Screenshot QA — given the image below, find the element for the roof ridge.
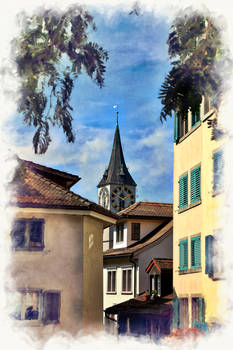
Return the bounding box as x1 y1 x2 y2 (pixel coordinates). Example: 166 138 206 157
21 158 80 181
25 167 90 206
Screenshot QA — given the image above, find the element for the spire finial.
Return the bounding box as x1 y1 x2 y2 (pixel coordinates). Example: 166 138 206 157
113 105 119 125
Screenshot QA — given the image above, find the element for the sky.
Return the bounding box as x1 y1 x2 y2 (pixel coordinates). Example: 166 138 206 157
6 6 174 204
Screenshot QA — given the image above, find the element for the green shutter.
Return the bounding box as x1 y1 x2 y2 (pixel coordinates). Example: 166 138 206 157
213 150 224 192
179 174 188 209
191 166 201 203
179 239 188 270
191 236 201 269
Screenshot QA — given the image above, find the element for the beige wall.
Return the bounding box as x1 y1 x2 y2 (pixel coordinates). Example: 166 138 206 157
82 216 104 331
173 104 226 327
9 208 108 337
10 211 84 337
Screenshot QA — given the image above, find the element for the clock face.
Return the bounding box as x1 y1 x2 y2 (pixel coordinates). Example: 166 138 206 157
111 186 135 212
99 188 109 209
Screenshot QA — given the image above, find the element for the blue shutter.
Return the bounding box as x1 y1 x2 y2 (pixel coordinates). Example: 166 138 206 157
191 166 201 203
205 235 214 277
179 239 188 270
213 150 224 192
174 114 179 142
179 174 188 209
191 236 201 269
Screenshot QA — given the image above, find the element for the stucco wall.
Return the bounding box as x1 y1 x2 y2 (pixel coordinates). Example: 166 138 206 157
10 210 83 337
82 215 104 331
173 104 226 327
126 219 164 246
103 257 135 310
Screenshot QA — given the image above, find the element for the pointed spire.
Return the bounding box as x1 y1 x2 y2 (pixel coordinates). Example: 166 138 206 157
98 112 136 188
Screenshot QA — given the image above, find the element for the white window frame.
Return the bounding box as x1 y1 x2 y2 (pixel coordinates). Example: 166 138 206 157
122 268 132 294
107 269 117 293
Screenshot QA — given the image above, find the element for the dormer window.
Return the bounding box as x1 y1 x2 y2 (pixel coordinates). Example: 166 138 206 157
131 223 140 240
116 224 124 242
11 219 44 251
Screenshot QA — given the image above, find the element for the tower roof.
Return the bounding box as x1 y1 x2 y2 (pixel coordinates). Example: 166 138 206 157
98 123 136 187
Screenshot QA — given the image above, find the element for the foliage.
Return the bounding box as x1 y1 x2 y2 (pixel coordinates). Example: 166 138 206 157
14 6 108 153
159 8 230 121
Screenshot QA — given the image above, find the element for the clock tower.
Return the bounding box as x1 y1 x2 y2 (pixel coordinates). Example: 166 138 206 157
97 111 137 213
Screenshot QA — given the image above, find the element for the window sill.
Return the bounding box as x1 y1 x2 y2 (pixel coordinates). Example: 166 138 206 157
13 246 45 252
179 267 201 275
176 121 201 144
106 292 117 295
121 292 133 295
178 200 201 214
12 320 44 327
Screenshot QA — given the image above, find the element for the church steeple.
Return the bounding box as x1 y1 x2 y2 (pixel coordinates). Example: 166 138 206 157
98 117 136 188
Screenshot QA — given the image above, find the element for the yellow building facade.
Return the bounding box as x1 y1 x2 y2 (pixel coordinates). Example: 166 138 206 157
173 98 225 329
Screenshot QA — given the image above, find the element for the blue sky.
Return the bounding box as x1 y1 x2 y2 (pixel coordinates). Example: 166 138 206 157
7 9 174 204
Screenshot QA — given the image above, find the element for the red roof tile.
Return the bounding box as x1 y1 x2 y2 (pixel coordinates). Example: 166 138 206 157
118 201 173 218
10 159 117 220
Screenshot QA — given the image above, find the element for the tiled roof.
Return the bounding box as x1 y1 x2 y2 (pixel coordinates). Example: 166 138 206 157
10 159 117 220
18 158 81 189
98 123 136 187
105 293 173 315
117 201 173 218
104 219 173 257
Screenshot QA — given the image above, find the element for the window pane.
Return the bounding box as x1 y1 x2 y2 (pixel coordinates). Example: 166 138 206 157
29 220 43 247
122 270 126 291
107 271 111 292
131 223 140 240
23 291 39 320
11 220 26 248
112 271 116 292
127 270 132 292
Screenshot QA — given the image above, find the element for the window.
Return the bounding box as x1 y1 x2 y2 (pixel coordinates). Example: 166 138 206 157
107 270 116 293
122 269 132 293
191 236 201 269
179 174 188 209
8 290 60 324
179 239 188 271
190 166 201 204
116 224 124 242
179 114 188 138
11 219 44 250
191 105 200 127
174 113 188 142
131 223 140 240
192 297 205 325
179 298 189 329
213 150 224 193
